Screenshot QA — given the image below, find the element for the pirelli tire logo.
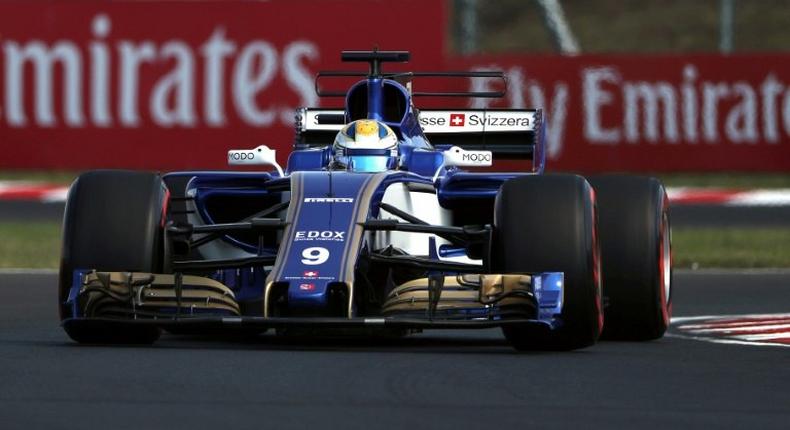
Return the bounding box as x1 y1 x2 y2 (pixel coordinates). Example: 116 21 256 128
303 197 354 203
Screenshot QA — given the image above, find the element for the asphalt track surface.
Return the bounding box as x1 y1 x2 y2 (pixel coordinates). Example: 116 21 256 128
0 272 788 429
670 204 790 227
4 201 790 227
0 201 64 222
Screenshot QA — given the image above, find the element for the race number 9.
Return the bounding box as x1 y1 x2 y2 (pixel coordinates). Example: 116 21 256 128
301 247 329 265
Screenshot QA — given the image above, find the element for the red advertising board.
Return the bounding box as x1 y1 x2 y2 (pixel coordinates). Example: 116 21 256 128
1 0 789 172
448 54 790 172
0 0 446 169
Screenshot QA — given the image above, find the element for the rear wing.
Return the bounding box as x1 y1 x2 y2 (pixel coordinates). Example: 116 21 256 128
294 108 545 161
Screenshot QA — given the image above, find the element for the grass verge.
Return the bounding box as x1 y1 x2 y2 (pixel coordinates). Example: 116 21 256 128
1 222 788 270
0 222 61 269
673 228 790 269
0 170 79 185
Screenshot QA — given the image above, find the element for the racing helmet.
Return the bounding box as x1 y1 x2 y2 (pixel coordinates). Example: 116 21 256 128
332 119 399 172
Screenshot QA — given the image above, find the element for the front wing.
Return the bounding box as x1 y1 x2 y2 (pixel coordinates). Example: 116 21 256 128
63 270 565 332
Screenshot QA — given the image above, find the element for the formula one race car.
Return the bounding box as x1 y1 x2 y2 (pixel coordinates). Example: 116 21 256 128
59 50 672 350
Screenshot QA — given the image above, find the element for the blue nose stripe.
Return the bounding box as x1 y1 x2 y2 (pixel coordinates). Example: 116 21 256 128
265 172 386 315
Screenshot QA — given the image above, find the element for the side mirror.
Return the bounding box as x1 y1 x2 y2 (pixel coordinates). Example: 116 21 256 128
227 145 285 177
443 146 493 167
433 146 493 182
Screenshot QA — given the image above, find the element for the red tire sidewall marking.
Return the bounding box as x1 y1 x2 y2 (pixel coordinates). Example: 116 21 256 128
659 194 672 327
590 186 604 333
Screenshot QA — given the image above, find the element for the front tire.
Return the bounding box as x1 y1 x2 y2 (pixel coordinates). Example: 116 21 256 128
59 170 168 344
493 174 603 351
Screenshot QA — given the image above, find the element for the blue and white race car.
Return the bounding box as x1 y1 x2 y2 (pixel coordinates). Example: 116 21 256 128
59 51 672 350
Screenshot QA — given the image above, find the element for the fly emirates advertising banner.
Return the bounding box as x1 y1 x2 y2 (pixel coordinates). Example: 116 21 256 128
450 54 790 172
0 0 789 172
0 0 446 169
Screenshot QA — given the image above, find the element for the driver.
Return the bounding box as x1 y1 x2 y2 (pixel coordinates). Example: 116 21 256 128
331 119 398 172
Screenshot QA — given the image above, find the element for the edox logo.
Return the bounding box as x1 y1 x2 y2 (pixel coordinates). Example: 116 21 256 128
294 230 345 242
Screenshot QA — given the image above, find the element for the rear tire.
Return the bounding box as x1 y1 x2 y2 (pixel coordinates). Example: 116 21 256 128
587 175 672 341
493 174 603 351
59 170 168 344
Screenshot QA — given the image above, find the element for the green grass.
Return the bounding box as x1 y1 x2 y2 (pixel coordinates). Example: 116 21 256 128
673 228 790 269
0 222 61 269
1 222 788 270
0 170 78 185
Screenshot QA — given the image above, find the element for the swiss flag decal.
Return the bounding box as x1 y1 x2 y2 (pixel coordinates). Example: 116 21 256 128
449 113 465 126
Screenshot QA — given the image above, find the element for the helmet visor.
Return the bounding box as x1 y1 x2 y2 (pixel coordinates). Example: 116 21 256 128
348 155 391 172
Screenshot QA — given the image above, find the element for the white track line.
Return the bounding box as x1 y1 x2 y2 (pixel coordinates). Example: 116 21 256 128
727 189 790 206
678 318 790 329
41 188 69 203
665 187 790 206
665 332 790 348
671 313 790 348
672 313 790 323
734 333 790 341
683 323 790 333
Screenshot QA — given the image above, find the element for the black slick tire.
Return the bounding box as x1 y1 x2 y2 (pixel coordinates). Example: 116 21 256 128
493 174 603 351
59 170 168 344
587 175 672 341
